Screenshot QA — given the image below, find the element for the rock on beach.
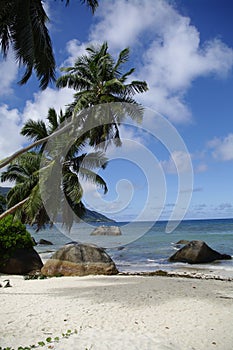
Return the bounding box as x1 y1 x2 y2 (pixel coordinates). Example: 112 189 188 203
41 242 118 276
0 248 43 275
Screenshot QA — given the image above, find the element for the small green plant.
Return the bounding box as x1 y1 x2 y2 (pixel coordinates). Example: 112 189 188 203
0 215 34 266
24 274 47 280
0 329 78 350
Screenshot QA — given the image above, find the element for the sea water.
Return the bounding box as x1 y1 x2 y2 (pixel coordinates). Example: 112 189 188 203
29 218 233 277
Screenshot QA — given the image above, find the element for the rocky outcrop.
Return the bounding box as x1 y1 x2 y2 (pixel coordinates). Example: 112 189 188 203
175 240 190 245
0 248 43 275
90 226 122 236
38 239 53 245
169 240 232 264
41 243 118 276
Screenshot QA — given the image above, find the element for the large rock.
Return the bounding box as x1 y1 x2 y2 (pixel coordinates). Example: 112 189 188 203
90 225 122 236
175 240 190 245
41 243 118 276
169 240 232 264
38 239 53 245
0 248 43 275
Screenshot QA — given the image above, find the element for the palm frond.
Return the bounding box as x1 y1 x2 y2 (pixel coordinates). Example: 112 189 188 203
11 0 56 89
6 183 29 208
114 47 130 75
24 183 50 230
21 119 48 141
63 170 83 203
0 1 13 56
78 168 108 194
62 0 98 13
124 80 149 95
47 108 59 132
68 151 108 171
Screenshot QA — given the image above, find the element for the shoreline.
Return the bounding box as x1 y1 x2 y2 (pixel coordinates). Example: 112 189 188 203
120 269 233 281
1 273 233 349
38 251 233 281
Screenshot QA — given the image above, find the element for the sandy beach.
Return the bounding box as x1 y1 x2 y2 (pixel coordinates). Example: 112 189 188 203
1 274 233 350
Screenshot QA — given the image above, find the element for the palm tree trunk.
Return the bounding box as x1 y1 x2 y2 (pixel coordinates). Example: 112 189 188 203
0 121 72 169
0 197 29 220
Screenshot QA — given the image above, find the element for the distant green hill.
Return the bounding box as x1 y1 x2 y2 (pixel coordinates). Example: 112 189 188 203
0 187 114 223
83 208 115 222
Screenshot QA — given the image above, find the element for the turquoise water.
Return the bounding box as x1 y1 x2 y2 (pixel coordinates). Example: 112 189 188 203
29 218 233 276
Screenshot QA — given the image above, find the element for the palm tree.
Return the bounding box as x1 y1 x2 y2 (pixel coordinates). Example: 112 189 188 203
1 109 108 230
0 194 6 214
0 0 98 89
0 152 45 226
21 108 67 152
56 42 148 148
0 42 149 169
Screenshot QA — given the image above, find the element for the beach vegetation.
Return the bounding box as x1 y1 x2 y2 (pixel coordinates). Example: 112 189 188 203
1 142 107 231
0 329 78 350
0 215 34 266
0 194 6 214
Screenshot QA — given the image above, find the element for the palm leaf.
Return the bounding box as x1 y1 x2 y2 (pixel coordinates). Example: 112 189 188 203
63 170 83 203
62 0 98 13
78 168 108 194
21 119 48 141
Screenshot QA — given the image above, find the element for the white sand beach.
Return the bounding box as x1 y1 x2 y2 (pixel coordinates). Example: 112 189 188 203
1 274 233 350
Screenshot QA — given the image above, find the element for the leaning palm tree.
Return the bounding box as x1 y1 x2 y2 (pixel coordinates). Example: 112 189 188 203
0 42 148 169
2 109 108 230
1 150 108 230
0 0 98 89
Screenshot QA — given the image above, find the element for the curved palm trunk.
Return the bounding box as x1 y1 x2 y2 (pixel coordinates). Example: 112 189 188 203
0 197 29 220
0 121 72 169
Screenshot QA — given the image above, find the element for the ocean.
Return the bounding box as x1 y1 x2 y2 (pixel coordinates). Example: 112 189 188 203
28 218 233 278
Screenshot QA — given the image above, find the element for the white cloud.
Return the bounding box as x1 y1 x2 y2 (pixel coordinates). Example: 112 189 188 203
81 177 133 215
0 104 24 156
89 0 233 123
62 39 88 66
208 133 233 161
89 0 154 49
22 87 74 123
0 86 74 176
0 104 25 165
216 202 233 210
0 55 18 96
195 163 208 173
161 150 192 174
139 88 192 123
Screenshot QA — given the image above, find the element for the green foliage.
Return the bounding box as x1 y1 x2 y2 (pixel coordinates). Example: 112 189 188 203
0 215 34 266
0 194 6 214
0 329 78 350
23 274 47 280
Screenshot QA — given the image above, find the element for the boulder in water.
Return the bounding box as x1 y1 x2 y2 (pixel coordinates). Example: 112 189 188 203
169 240 232 264
38 239 53 245
90 226 122 236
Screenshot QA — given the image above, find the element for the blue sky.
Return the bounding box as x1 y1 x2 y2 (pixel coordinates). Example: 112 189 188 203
0 0 233 222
